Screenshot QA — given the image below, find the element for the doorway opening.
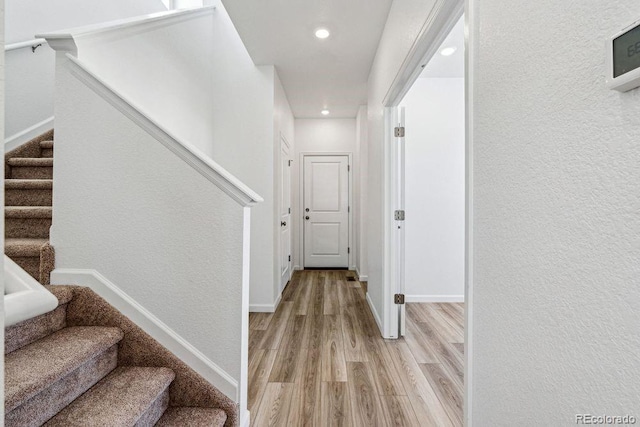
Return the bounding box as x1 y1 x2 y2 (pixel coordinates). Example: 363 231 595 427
385 6 467 426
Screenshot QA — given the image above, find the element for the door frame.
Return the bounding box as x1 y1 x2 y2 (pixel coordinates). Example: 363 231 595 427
279 133 293 291
380 0 473 425
299 152 353 270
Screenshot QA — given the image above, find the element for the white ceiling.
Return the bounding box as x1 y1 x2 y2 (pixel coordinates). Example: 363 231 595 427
421 15 465 79
221 0 393 118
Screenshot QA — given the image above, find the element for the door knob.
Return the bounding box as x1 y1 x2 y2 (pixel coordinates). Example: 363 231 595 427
305 216 310 220
281 221 287 227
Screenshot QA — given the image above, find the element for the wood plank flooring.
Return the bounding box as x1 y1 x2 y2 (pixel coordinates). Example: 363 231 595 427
249 270 464 426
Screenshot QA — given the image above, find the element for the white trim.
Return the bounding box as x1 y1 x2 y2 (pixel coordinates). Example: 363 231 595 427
241 410 251 427
464 1 476 425
50 268 239 401
405 295 465 303
249 293 281 313
5 38 48 52
383 0 465 107
60 55 262 207
366 292 383 334
355 267 368 282
5 116 54 152
36 7 215 47
239 207 252 426
298 152 353 269
4 256 58 327
293 265 302 271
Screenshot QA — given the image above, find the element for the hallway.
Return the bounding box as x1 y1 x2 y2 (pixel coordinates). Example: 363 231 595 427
248 270 464 426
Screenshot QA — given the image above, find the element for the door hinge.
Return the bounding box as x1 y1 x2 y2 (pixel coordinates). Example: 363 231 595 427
288 207 291 214
288 160 292 166
348 164 350 172
394 294 405 304
394 210 405 221
394 126 405 137
348 206 350 213
288 255 291 262
347 247 350 254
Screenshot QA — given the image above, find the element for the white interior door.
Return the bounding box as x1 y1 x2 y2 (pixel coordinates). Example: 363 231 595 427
303 155 349 268
280 137 292 290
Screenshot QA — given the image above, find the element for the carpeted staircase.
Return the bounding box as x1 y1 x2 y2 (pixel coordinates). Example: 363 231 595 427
4 132 234 426
5 130 55 284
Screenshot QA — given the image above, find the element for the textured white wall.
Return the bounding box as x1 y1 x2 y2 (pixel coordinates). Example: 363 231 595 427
471 0 640 423
366 0 439 330
51 61 246 385
400 78 465 300
76 12 217 153
1 0 6 414
355 106 369 280
4 0 166 143
293 119 357 269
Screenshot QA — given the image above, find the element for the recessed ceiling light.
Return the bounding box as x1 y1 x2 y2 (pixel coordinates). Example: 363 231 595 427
440 46 457 56
315 28 330 39
321 109 330 116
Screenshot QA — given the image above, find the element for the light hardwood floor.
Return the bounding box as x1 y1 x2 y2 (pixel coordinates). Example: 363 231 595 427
248 270 464 426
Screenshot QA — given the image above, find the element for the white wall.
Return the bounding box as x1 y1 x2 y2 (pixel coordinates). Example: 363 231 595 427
293 119 357 269
51 54 246 398
4 0 166 144
355 106 369 280
400 78 464 301
366 0 439 333
471 0 640 423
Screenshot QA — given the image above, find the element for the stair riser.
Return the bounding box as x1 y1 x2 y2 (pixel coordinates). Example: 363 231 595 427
41 148 54 158
5 304 67 354
6 345 118 427
5 189 53 206
10 166 53 179
5 218 52 238
8 256 40 280
134 390 170 427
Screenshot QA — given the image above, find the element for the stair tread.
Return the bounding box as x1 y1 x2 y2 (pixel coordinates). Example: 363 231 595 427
7 158 53 167
40 140 54 149
5 179 53 189
45 366 175 427
5 237 48 256
5 326 124 412
156 407 227 427
5 206 52 218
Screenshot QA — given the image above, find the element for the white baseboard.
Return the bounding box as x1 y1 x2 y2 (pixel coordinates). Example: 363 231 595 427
355 267 368 282
365 292 383 335
241 409 250 427
249 292 281 313
293 265 302 271
405 295 465 303
51 268 238 401
5 116 54 152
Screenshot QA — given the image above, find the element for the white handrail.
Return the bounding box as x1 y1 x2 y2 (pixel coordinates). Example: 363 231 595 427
5 255 58 326
36 7 214 44
5 38 48 52
64 54 263 207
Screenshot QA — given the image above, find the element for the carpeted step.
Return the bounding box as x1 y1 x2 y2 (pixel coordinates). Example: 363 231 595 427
156 407 227 427
5 326 123 426
4 237 48 280
5 206 53 238
40 140 54 158
7 158 53 179
5 286 74 354
44 366 175 427
5 179 53 206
